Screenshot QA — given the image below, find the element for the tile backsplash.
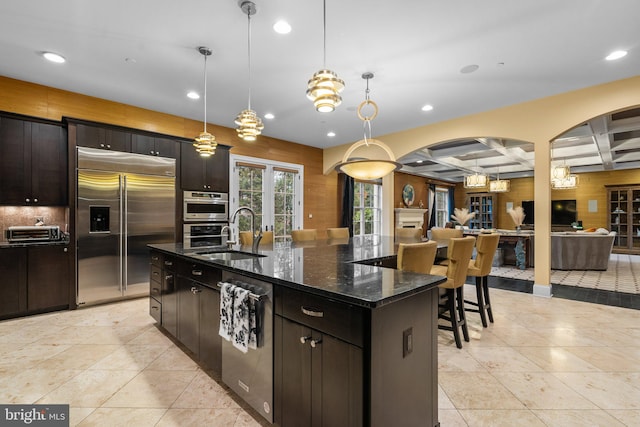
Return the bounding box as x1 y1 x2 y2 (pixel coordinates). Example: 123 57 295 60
0 206 69 242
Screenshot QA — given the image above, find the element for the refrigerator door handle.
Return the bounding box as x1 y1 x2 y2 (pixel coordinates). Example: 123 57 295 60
123 174 128 292
118 174 124 294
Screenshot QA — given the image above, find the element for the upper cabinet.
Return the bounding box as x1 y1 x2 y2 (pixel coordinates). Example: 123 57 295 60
180 143 230 193
132 134 178 158
74 121 179 159
0 114 68 206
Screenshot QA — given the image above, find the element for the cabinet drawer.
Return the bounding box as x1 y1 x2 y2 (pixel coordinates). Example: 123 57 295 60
281 287 364 347
150 281 162 299
150 251 163 267
177 261 221 286
149 296 161 323
150 264 162 285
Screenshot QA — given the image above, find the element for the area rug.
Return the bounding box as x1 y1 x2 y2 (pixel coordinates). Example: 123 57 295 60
489 254 640 294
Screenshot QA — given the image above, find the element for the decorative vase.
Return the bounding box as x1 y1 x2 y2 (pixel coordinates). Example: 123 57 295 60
516 225 521 233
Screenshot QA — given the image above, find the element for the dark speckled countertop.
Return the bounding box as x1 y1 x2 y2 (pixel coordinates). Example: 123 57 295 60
0 240 69 248
149 236 446 308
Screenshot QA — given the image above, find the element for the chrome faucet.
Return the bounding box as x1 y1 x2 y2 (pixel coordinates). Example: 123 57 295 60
220 224 235 249
230 207 263 253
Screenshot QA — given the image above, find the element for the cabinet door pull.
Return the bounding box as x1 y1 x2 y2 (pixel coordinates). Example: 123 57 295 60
310 338 322 348
301 306 324 318
192 270 203 276
165 274 173 281
25 198 30 203
164 260 173 266
191 286 201 294
300 336 311 344
152 256 159 261
34 198 38 203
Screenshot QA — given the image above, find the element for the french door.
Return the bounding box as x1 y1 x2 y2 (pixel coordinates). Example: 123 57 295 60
230 155 304 242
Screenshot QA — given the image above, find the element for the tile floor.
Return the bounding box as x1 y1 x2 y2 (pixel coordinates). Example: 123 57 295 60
1 287 639 426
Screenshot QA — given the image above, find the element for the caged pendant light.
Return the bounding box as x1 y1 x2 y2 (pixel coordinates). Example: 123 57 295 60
235 1 264 141
335 73 401 180
193 47 218 157
306 0 344 113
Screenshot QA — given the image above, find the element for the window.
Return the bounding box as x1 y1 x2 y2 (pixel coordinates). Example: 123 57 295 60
435 187 450 228
353 181 382 236
231 155 303 243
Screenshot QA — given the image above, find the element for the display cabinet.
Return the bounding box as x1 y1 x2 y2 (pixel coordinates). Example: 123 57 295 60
466 192 495 230
607 185 640 254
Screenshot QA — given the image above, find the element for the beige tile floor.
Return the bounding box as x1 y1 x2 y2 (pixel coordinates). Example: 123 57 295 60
1 287 639 426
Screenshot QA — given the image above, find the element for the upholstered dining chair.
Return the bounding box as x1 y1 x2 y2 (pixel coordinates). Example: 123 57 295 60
397 241 438 274
395 228 423 241
326 227 350 239
239 230 274 245
291 229 318 242
465 233 500 327
430 227 464 266
430 236 476 349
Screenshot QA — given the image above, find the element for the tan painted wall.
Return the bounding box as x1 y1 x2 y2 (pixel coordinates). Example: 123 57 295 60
0 75 340 233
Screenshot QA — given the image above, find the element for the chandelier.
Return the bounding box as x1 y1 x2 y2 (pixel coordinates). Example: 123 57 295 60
335 73 401 180
464 159 488 188
235 1 264 141
489 167 510 192
551 146 577 189
193 47 217 157
306 0 344 112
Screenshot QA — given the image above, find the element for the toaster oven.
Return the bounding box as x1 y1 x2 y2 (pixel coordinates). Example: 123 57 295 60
5 225 61 242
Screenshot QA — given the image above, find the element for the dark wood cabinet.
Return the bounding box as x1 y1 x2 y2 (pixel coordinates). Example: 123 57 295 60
76 123 131 152
277 317 362 427
180 143 230 192
132 134 178 158
0 245 70 319
0 115 67 206
154 253 222 375
0 248 27 318
27 245 70 311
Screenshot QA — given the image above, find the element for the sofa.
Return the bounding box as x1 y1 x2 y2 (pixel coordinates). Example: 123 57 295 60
550 231 616 270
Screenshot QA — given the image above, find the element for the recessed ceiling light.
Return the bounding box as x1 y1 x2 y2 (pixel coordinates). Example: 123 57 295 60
327 131 336 137
125 57 137 64
264 113 275 120
42 52 65 63
273 20 291 34
605 50 627 61
416 160 423 164
421 104 434 112
187 91 200 100
460 64 479 74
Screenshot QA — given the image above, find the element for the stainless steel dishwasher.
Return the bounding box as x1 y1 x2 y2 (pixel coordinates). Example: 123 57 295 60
220 271 273 423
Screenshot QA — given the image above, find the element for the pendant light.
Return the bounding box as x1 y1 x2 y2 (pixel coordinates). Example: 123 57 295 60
306 0 344 113
235 1 264 141
335 73 401 180
550 145 577 189
464 159 488 188
489 167 510 192
193 47 217 157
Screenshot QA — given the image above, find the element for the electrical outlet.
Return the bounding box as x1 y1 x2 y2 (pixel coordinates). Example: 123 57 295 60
403 327 413 358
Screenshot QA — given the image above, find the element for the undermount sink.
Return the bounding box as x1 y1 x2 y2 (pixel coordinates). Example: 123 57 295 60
193 250 266 261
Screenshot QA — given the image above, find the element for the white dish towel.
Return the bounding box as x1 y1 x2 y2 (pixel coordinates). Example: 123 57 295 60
232 287 251 353
218 282 236 341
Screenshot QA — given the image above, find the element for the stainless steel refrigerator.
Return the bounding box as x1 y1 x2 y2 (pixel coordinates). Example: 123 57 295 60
76 147 175 306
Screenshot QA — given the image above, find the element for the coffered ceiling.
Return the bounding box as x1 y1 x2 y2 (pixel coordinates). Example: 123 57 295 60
0 1 639 182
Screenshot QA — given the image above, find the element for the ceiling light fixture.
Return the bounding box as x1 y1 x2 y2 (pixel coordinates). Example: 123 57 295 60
273 20 291 34
193 47 217 157
605 50 627 61
421 104 434 112
43 52 66 63
306 0 344 113
464 159 488 188
264 113 275 120
335 73 401 180
489 167 510 192
235 1 264 142
187 91 200 100
550 145 577 189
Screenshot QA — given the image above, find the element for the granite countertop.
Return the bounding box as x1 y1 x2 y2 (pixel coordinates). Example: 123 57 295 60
149 236 446 308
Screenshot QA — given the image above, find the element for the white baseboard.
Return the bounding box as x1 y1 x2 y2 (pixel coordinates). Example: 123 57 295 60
533 283 553 298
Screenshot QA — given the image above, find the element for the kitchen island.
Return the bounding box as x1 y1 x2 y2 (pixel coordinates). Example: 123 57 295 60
149 236 445 427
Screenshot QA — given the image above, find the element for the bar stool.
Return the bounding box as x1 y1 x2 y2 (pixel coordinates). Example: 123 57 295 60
327 227 350 239
239 230 274 245
430 236 476 349
465 233 500 327
430 228 463 266
291 229 317 241
397 241 438 274
395 228 423 241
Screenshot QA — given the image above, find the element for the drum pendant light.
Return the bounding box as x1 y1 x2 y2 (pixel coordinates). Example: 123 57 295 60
235 1 264 141
193 47 218 157
306 0 344 113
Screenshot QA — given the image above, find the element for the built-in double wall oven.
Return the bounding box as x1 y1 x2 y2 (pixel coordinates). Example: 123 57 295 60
183 191 228 250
